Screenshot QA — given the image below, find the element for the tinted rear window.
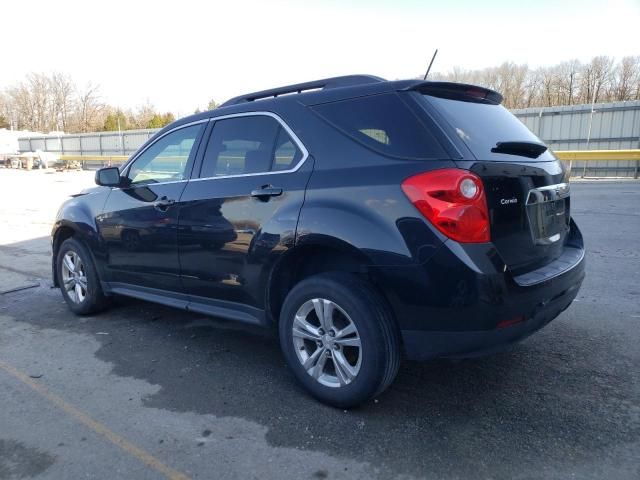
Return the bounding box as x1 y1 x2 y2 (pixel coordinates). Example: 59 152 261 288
421 95 555 161
311 93 447 160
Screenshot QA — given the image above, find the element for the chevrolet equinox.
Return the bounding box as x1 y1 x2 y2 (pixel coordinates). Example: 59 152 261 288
52 75 585 407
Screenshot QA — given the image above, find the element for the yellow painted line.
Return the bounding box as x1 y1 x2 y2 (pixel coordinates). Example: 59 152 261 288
0 359 191 480
555 149 640 161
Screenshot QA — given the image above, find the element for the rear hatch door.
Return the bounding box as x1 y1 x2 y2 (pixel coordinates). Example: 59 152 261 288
414 85 571 274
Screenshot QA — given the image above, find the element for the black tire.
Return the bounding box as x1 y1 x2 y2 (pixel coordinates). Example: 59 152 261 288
56 237 110 315
279 272 401 408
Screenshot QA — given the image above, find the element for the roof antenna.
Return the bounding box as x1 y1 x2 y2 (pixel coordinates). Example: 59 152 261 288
423 49 439 80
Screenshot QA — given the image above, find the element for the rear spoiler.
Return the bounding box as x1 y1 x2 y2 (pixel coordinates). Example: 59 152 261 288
402 81 503 105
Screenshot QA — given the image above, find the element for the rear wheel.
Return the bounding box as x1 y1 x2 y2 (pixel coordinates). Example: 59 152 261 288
57 238 109 315
279 272 400 408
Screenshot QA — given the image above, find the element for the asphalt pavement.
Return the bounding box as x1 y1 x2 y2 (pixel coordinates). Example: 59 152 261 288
0 170 638 479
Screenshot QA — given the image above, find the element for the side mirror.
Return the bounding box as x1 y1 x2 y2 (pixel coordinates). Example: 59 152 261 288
95 167 121 187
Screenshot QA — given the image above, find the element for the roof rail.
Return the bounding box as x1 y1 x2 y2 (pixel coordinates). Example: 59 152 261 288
220 75 386 107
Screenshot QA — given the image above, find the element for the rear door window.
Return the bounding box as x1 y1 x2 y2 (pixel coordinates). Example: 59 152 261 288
311 93 447 160
200 115 303 178
421 95 556 161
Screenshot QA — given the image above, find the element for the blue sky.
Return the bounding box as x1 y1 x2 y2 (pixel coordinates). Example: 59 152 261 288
2 0 638 114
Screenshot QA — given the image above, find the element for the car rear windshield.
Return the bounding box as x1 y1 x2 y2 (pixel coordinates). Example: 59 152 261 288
311 93 447 160
421 94 556 162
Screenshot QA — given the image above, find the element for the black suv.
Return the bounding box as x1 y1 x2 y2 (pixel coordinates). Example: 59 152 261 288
52 75 585 407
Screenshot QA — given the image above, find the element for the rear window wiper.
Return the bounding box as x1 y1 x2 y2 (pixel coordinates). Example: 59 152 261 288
491 141 548 159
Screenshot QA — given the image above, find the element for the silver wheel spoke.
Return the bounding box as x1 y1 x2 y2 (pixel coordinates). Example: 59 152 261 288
75 283 84 302
292 315 321 341
311 351 328 379
321 300 335 331
335 323 357 339
303 346 324 370
311 299 326 329
63 277 75 289
63 254 75 273
312 298 335 331
77 276 88 290
332 350 357 385
335 337 361 348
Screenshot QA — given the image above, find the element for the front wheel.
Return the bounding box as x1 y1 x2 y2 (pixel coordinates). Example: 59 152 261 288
57 237 109 315
279 272 400 408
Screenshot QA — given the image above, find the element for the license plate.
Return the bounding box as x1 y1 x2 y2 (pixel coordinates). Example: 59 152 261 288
542 199 565 217
528 199 566 244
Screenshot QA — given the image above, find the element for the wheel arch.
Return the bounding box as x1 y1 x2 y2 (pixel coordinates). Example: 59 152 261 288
51 220 101 287
266 236 397 330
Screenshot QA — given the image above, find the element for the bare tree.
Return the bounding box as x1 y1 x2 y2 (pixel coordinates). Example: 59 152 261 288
129 101 157 129
7 83 35 131
580 56 614 104
555 60 581 105
50 72 76 131
0 92 11 129
611 56 640 101
539 67 558 107
6 73 53 131
492 62 529 109
74 82 104 133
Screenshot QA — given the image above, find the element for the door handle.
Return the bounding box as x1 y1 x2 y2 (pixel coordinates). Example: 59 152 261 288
250 185 283 201
153 196 175 211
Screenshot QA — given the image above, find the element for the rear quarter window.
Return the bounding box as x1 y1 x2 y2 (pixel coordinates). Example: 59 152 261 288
311 93 447 160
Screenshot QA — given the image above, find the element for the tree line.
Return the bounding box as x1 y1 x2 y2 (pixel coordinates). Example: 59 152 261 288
0 73 204 134
430 55 640 109
1 55 638 133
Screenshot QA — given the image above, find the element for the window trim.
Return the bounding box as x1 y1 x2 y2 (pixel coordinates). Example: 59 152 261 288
192 111 309 182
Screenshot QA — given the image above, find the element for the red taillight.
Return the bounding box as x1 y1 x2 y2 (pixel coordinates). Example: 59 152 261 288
401 169 490 243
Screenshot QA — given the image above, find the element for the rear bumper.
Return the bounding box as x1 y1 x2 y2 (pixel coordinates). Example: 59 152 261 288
401 273 581 360
372 222 586 361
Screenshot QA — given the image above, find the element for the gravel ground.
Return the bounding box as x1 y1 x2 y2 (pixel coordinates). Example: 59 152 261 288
0 169 638 479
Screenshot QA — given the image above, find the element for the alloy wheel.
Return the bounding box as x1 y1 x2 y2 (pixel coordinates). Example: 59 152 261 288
61 251 88 304
292 298 362 388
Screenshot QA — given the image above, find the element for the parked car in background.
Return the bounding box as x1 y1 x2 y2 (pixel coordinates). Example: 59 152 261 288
51 75 585 407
